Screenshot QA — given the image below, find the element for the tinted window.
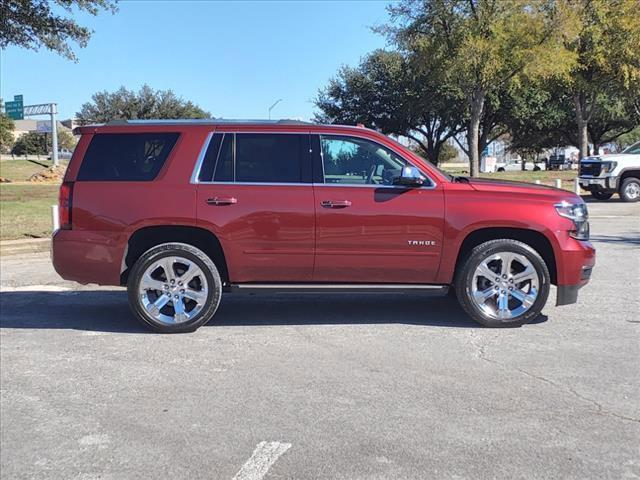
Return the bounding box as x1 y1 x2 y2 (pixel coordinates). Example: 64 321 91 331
78 133 179 181
213 134 233 182
320 135 411 186
235 134 305 183
197 133 223 182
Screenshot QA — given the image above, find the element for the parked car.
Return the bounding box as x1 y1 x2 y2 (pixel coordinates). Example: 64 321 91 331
578 141 640 202
52 120 595 333
547 154 572 171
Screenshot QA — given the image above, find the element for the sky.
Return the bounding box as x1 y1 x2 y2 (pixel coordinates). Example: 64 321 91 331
0 0 391 121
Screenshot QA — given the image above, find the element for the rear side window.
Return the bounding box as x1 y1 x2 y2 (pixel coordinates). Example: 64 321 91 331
196 133 310 183
77 133 179 181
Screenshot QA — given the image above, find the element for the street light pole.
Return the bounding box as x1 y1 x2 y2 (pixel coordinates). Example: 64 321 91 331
268 99 283 120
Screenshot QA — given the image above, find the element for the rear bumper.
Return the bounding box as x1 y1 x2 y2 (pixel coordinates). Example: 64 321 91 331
51 229 124 286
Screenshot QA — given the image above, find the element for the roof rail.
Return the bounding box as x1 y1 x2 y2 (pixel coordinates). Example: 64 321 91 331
103 118 313 126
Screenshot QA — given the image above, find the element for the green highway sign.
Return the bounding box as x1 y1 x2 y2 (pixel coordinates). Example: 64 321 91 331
5 95 24 120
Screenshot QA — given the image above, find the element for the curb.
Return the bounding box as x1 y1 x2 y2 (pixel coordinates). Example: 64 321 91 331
0 238 51 257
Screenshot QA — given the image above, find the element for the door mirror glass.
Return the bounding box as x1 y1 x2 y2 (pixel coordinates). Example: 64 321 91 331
393 165 425 187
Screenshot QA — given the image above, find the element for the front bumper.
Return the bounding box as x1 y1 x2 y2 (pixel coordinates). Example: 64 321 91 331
554 233 596 306
556 265 594 306
579 175 617 191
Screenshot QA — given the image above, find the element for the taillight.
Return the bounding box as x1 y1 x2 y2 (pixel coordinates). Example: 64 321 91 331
59 182 74 230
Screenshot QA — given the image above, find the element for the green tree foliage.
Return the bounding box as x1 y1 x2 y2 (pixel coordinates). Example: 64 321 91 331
383 0 576 176
563 0 640 158
0 0 117 61
11 132 46 156
76 85 211 124
56 130 77 151
0 111 15 153
315 49 463 165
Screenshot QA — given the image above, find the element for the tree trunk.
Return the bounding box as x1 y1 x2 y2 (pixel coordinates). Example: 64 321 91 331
467 89 485 177
592 142 600 156
574 95 589 159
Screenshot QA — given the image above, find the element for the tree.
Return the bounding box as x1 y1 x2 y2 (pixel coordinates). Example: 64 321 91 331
587 87 640 154
76 85 211 124
563 0 640 158
315 49 463 165
0 111 15 153
0 0 117 61
384 0 576 176
56 131 77 151
11 132 46 156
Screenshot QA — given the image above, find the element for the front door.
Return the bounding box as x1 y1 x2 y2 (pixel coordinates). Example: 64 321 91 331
195 131 315 282
312 134 444 283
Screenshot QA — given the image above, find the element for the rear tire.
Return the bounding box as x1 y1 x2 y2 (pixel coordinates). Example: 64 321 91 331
619 177 640 202
127 243 222 333
591 191 613 200
454 239 550 328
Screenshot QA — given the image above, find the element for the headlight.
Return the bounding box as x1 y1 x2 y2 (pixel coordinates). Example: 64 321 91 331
555 201 589 240
602 161 617 174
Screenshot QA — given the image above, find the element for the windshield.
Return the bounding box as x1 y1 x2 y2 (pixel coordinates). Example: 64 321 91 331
622 141 640 154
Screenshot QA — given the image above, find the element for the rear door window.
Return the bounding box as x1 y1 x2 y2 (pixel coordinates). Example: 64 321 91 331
197 133 310 183
77 133 179 181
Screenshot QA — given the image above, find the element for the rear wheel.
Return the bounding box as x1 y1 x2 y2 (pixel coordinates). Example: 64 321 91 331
591 190 614 200
455 239 550 327
127 243 222 333
619 177 640 202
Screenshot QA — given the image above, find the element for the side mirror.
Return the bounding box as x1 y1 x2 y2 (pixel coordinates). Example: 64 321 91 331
393 165 425 187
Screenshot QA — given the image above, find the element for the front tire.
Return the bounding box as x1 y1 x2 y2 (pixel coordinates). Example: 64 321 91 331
619 177 640 202
590 190 614 200
127 243 222 333
454 239 550 327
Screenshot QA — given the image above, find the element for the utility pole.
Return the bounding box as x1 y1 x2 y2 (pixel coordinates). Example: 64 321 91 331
51 103 58 167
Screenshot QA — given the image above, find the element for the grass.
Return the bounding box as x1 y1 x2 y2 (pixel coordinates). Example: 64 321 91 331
0 184 59 240
0 159 69 182
441 166 578 190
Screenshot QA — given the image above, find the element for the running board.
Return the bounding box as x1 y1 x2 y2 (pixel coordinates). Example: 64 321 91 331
226 283 449 295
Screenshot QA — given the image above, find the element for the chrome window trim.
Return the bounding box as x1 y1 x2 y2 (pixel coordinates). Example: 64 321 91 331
316 133 436 188
190 132 214 184
311 182 437 190
194 181 311 187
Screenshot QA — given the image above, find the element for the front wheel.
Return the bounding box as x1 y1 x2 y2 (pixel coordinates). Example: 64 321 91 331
620 177 640 202
591 190 614 200
127 243 222 333
455 239 550 327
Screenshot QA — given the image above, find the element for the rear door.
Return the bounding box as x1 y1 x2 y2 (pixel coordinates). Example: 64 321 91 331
195 131 315 283
312 134 445 283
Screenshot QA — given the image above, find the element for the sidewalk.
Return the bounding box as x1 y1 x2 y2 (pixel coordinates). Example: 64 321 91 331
0 238 50 256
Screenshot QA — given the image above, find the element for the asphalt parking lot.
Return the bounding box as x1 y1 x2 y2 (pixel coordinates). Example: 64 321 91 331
1 200 639 480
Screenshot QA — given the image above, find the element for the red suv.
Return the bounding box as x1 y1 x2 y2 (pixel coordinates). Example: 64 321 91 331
52 120 595 332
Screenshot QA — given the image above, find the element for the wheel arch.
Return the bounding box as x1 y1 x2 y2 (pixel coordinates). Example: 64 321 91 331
121 225 229 286
619 169 640 184
453 227 557 285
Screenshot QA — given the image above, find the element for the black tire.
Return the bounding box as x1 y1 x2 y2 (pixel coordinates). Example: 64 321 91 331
454 239 550 328
127 242 222 333
619 177 640 202
591 191 614 200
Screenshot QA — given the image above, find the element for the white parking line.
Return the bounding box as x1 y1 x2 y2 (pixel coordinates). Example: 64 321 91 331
0 285 71 292
232 441 292 480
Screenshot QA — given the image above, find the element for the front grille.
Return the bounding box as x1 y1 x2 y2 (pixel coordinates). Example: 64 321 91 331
579 162 602 176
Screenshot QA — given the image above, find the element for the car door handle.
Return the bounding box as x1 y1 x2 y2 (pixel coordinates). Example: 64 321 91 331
321 200 352 209
206 196 237 206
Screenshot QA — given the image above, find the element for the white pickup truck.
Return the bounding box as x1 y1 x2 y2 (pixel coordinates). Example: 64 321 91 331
578 141 640 202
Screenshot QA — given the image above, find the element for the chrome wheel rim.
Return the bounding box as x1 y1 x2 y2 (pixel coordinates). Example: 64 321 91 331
138 256 208 325
471 251 539 320
624 182 640 199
